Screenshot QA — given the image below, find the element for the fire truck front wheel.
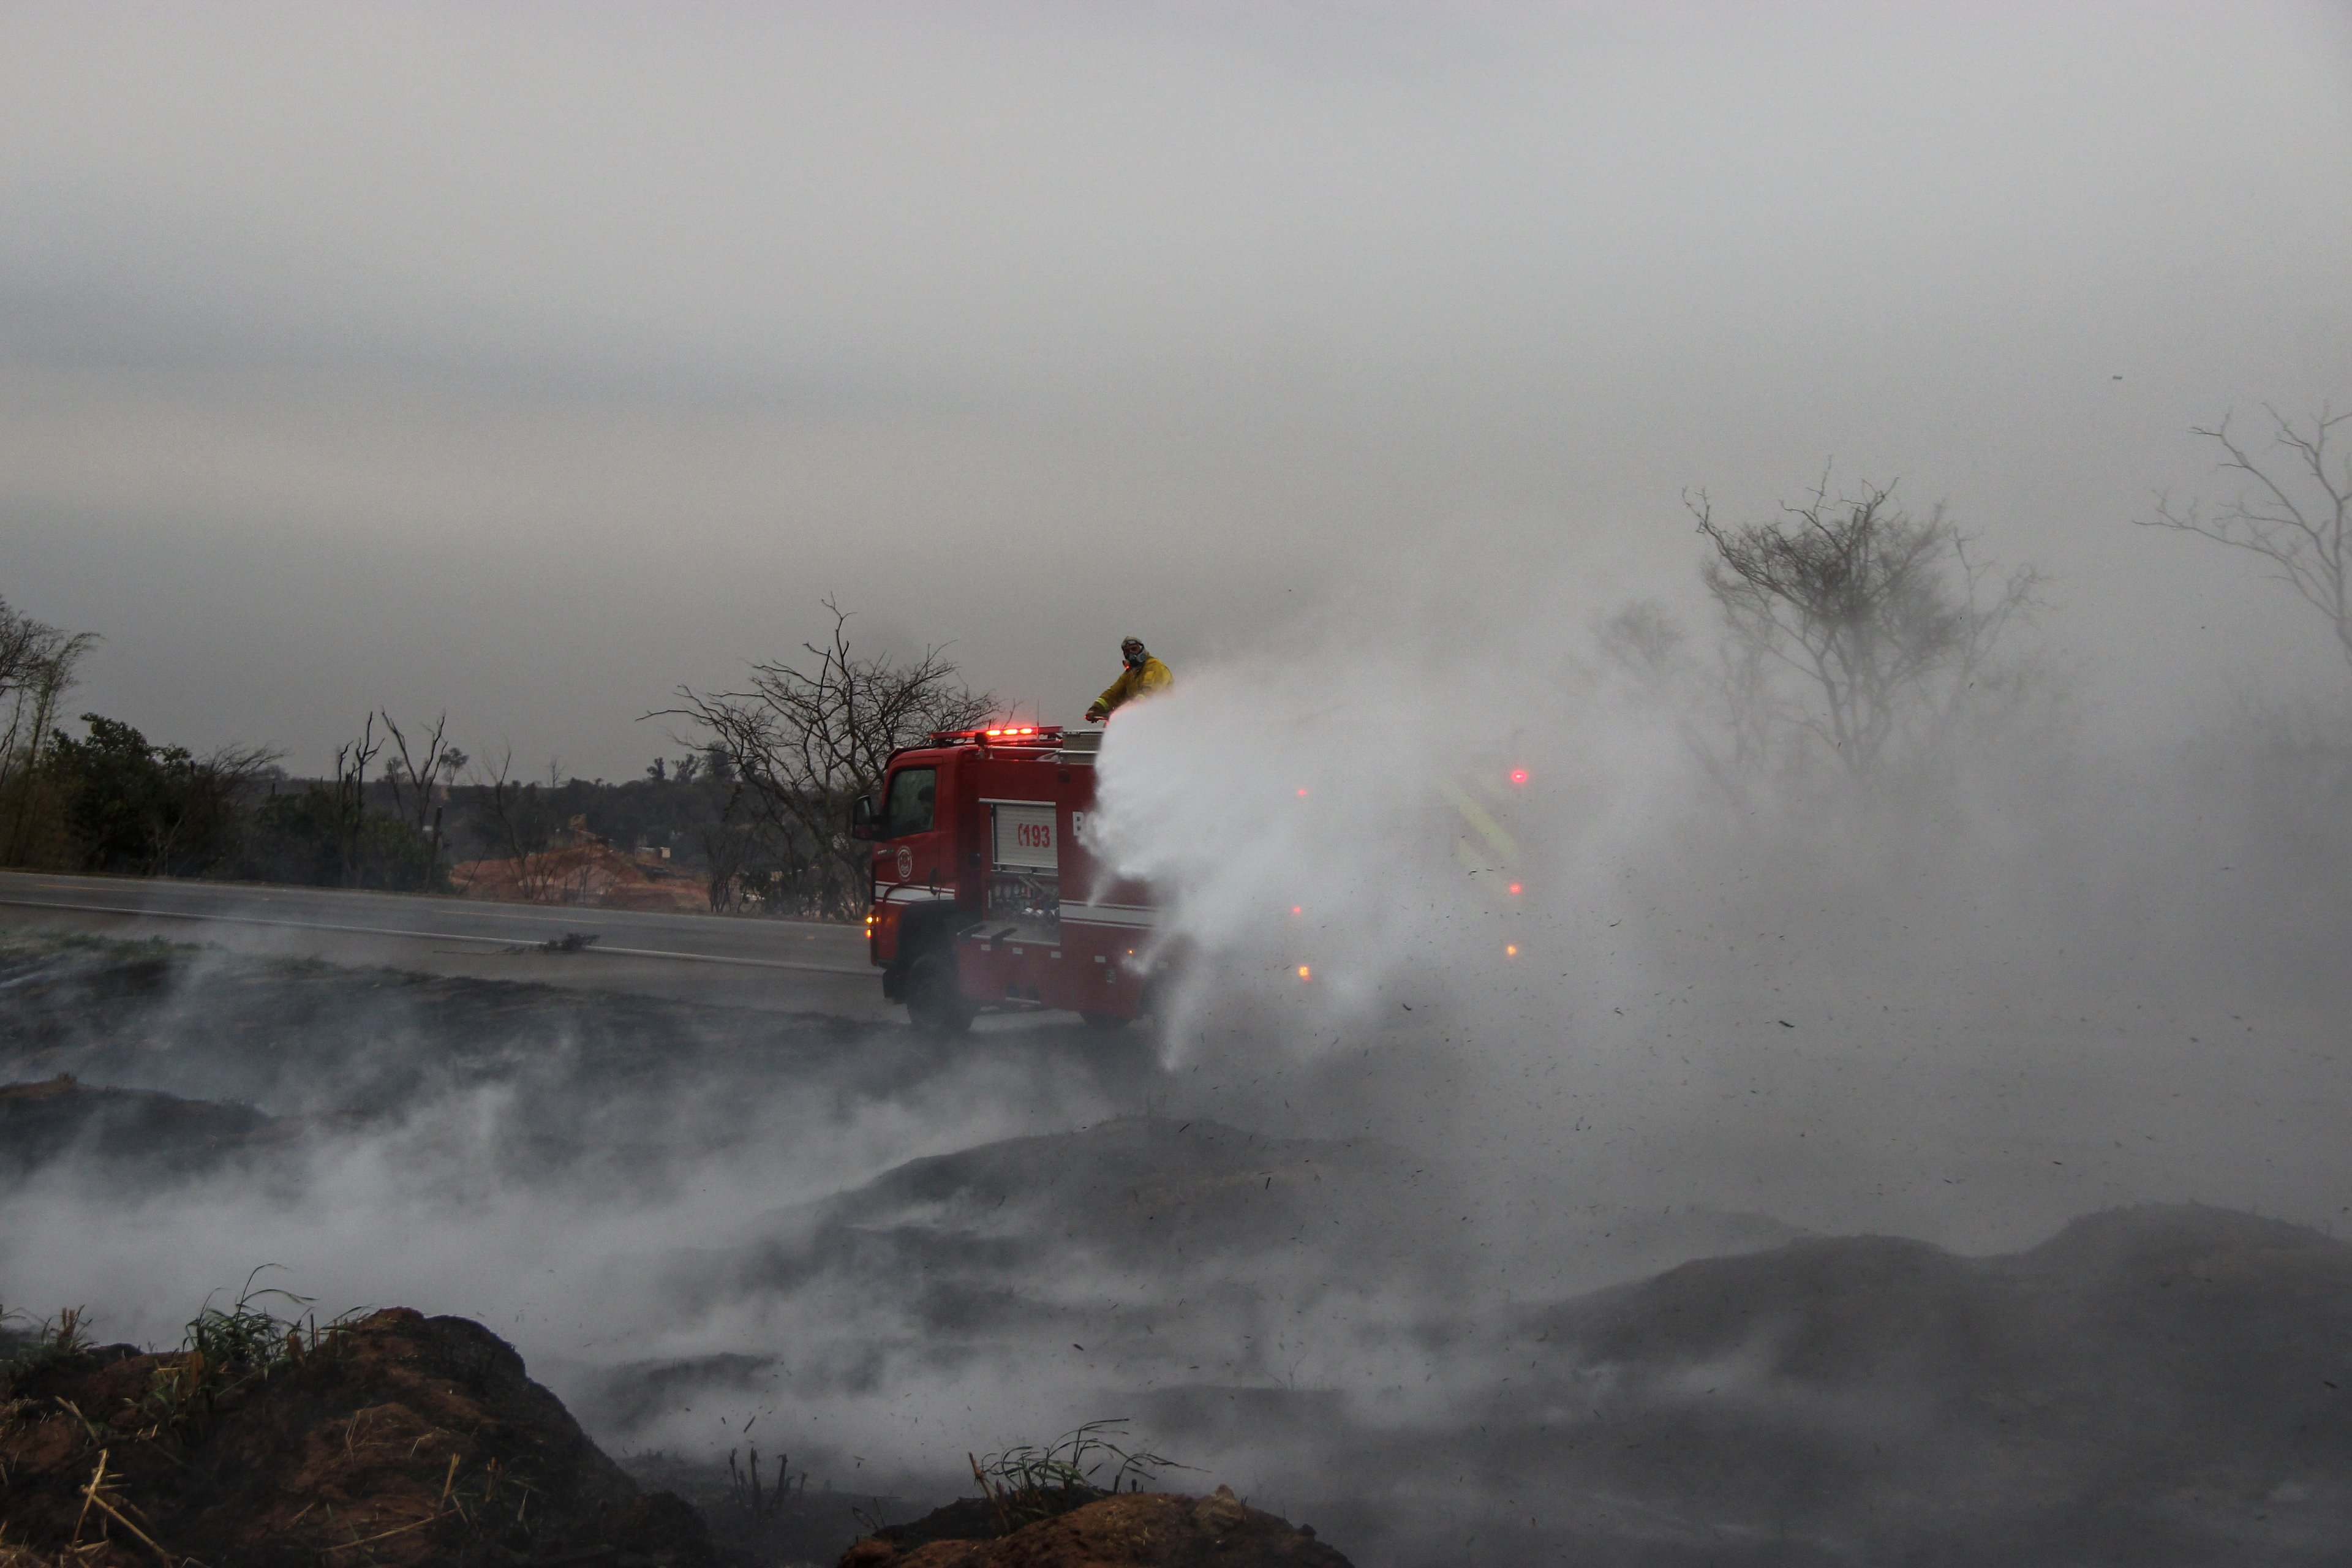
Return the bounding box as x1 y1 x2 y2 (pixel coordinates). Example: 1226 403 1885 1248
905 951 976 1036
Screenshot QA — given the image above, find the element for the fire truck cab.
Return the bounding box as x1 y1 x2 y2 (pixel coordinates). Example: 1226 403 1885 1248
853 725 1155 1033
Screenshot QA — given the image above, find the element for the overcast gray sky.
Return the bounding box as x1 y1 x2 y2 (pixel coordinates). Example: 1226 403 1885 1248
5 1 2349 776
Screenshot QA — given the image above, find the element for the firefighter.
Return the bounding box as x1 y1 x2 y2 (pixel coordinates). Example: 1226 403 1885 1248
1085 636 1172 723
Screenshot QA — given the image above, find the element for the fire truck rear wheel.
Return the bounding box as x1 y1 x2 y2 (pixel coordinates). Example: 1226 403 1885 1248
905 951 975 1036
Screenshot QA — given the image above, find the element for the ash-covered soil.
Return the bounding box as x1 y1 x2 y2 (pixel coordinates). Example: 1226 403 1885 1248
4 931 2350 1564
0 1073 279 1177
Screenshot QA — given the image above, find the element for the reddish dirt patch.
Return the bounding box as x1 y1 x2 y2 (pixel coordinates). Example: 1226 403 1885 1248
838 1487 1350 1568
450 842 708 913
0 1308 713 1567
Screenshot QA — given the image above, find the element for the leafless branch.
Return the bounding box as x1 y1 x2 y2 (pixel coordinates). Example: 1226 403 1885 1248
2136 404 2352 673
1688 477 2043 782
0 598 97 793
650 597 995 916
467 747 564 903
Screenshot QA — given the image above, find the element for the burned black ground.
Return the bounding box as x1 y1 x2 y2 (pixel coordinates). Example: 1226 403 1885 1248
3 932 2349 1565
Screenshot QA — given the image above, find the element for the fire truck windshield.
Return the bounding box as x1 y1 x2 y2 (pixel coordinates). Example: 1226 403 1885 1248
881 767 936 837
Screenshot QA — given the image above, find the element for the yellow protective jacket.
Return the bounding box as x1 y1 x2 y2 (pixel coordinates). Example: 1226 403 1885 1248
1093 656 1173 717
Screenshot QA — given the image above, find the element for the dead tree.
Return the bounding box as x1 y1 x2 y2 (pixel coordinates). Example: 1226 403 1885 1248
1594 598 1767 794
470 748 563 902
0 601 96 779
322 717 388 887
2137 405 2352 675
1596 600 1686 679
1690 476 2043 782
654 597 994 914
700 816 756 913
380 710 466 875
0 600 97 863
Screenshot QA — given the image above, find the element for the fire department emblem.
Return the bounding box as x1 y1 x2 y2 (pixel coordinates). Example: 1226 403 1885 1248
896 846 914 880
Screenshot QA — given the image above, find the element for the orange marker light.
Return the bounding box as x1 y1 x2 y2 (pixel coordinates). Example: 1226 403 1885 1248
1504 944 1519 957
1297 965 1312 981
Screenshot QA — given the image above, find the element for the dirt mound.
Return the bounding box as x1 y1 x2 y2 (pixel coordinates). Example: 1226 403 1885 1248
1488 1202 2352 1561
0 1307 714 1567
1534 1200 2352 1430
0 1074 292 1180
839 1487 1349 1568
715 1117 1453 1332
792 1117 1425 1265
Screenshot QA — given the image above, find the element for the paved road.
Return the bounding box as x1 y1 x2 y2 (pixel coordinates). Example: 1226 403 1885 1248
0 870 910 1022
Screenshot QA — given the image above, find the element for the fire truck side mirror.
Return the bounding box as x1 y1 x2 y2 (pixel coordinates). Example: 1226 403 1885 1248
849 796 878 841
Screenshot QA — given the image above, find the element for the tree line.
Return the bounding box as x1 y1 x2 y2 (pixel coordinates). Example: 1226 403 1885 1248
0 629 829 912
0 587 970 917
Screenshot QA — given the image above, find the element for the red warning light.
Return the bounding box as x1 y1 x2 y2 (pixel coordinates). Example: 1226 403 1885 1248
1508 767 1529 786
1291 905 1303 916
1295 788 1309 798
1507 883 1522 895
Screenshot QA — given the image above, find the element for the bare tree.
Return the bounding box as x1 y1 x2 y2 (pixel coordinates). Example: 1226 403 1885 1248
379 709 466 875
0 598 62 694
0 600 98 865
654 597 995 914
1593 598 1768 793
0 598 97 788
322 717 389 886
2137 405 2352 674
469 747 564 903
1689 475 2043 781
1595 599 1686 680
699 815 757 913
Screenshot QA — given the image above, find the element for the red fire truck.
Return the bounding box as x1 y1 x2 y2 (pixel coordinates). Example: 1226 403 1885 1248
852 724 1155 1033
852 720 1537 1033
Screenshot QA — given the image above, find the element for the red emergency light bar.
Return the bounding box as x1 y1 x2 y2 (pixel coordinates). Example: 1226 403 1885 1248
927 723 1065 746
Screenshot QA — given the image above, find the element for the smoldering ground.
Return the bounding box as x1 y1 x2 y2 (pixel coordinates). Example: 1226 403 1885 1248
4 575 2352 1562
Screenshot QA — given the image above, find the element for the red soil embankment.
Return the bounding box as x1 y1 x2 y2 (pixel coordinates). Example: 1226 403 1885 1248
449 840 709 913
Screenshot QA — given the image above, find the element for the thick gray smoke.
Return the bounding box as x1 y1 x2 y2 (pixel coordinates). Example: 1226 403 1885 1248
1088 550 2352 1263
